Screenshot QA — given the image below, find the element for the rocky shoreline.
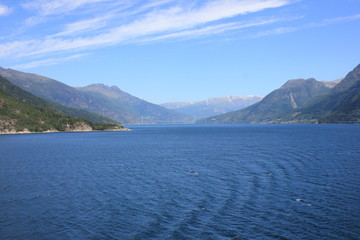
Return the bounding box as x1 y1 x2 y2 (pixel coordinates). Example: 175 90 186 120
0 119 131 135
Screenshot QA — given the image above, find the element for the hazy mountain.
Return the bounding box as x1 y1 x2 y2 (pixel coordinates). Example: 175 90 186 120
0 75 122 134
76 84 192 123
0 67 191 124
198 78 340 124
162 96 263 119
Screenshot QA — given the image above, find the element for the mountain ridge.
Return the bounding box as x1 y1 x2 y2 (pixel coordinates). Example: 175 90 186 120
296 64 360 123
0 75 125 134
198 76 346 123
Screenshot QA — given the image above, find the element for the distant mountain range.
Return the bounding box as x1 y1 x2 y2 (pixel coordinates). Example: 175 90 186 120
1 63 359 126
0 67 191 124
162 96 263 119
0 75 123 134
199 64 360 124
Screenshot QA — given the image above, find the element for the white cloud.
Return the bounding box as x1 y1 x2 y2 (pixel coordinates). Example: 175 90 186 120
0 4 11 16
2 0 302 69
117 0 290 35
1 0 294 59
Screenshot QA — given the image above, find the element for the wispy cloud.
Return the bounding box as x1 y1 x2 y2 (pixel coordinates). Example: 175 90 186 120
0 4 11 16
250 14 360 38
250 26 296 38
22 0 121 27
22 0 105 16
10 54 88 69
141 17 284 42
2 0 293 58
310 14 360 27
121 0 290 34
53 14 114 37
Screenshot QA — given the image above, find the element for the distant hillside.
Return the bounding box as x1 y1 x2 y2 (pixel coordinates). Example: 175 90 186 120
161 96 263 119
77 84 192 123
0 75 123 134
0 67 191 124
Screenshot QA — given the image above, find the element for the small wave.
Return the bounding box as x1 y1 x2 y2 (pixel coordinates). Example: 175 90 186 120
295 198 312 206
186 170 199 176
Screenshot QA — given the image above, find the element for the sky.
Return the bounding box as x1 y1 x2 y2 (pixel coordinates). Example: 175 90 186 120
0 0 359 104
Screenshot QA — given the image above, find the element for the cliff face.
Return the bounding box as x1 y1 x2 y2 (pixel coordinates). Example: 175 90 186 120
64 122 93 132
0 119 18 134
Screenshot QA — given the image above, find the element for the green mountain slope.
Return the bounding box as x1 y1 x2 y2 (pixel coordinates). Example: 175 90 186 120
0 67 116 123
0 67 192 124
0 75 123 134
199 78 335 123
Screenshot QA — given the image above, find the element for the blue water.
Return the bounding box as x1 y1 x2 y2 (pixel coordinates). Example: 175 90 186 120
0 124 359 239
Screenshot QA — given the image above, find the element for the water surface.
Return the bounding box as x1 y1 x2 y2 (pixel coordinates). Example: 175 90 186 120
1 124 359 239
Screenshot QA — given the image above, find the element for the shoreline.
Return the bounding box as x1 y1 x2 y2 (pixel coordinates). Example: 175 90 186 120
0 127 131 135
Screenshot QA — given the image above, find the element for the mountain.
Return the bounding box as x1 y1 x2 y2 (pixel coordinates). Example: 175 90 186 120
0 67 117 123
76 84 192 123
161 96 263 119
0 75 124 134
0 67 191 124
199 64 360 124
295 64 360 123
198 78 340 124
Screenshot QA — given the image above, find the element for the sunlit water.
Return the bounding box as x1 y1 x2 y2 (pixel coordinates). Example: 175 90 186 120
1 124 359 239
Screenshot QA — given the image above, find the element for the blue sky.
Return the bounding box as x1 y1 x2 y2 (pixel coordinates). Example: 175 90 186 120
0 0 359 104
